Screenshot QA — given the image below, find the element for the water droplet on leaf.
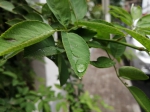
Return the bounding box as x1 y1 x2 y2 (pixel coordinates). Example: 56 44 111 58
79 77 82 79
76 64 86 73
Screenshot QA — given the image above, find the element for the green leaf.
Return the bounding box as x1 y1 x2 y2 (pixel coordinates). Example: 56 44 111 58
87 41 103 48
43 103 51 112
22 87 29 95
6 19 23 26
110 35 126 58
130 4 142 21
61 32 90 77
3 49 23 60
46 0 71 26
73 28 96 41
78 21 124 38
128 86 150 112
3 71 17 79
110 11 132 26
42 3 52 19
70 0 87 21
25 102 35 112
119 66 149 80
0 21 55 56
58 55 69 86
24 37 64 58
109 6 132 26
90 57 115 68
38 101 43 111
137 15 150 28
0 1 15 12
24 12 43 22
118 27 150 51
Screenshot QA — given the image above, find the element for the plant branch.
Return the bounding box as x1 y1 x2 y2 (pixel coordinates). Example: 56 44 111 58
95 38 148 52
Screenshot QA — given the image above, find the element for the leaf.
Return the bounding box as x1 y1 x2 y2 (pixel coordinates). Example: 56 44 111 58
109 6 132 26
128 86 150 112
118 27 150 51
73 28 96 41
24 12 43 22
0 1 15 12
25 102 35 112
119 66 149 80
42 3 52 19
61 32 90 77
24 37 64 58
137 15 150 28
0 21 55 56
43 103 51 112
3 71 17 79
90 57 115 68
6 19 23 26
70 0 87 21
109 35 126 58
78 21 124 38
130 4 142 21
38 101 43 111
87 41 103 48
46 0 71 26
110 11 132 26
58 55 69 86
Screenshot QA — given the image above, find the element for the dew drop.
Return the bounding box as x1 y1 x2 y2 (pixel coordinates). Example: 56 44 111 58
76 64 86 73
79 77 82 79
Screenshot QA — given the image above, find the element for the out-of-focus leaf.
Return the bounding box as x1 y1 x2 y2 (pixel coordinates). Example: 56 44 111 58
130 4 142 21
90 57 115 68
119 66 149 80
128 86 150 112
0 1 15 12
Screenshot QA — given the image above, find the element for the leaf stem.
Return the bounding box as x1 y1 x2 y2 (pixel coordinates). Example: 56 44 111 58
105 51 128 87
96 38 148 52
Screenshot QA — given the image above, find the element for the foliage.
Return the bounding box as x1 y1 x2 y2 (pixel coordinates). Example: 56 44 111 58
0 0 150 112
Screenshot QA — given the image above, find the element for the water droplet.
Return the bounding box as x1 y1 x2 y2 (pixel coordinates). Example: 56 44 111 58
76 64 86 73
79 77 82 79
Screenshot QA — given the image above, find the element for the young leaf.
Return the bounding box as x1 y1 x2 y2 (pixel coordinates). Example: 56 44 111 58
46 0 71 26
128 86 150 112
130 4 142 21
0 1 15 12
58 55 69 86
109 6 132 26
119 66 149 80
0 21 55 56
90 57 115 68
61 32 90 77
78 21 125 38
70 0 87 21
109 35 126 58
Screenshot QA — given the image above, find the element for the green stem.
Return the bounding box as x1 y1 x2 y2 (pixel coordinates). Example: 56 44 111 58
105 51 128 87
96 38 148 52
